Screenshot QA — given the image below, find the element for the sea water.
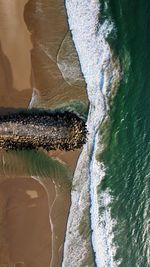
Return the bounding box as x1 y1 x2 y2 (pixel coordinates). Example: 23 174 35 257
98 1 150 266
63 0 149 267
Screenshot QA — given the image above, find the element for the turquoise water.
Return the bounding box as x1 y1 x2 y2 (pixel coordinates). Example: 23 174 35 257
99 1 150 266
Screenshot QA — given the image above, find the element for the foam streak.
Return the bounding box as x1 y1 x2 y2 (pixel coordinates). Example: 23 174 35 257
63 1 120 266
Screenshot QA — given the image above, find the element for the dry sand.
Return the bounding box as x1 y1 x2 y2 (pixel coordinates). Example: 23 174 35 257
0 0 87 266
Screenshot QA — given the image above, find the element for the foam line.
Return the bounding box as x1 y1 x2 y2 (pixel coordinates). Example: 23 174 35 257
63 0 121 266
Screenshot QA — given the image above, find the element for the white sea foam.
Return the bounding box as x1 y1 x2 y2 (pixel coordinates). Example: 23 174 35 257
28 87 41 109
63 0 120 267
89 128 118 267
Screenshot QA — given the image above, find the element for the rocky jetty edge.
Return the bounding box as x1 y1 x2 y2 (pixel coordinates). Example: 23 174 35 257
0 109 87 151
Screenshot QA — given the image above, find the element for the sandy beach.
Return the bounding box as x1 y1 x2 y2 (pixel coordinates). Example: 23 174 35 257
0 178 52 267
24 0 87 109
0 148 81 267
0 0 87 266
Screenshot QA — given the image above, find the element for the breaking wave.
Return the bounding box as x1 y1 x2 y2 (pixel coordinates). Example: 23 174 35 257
63 0 121 267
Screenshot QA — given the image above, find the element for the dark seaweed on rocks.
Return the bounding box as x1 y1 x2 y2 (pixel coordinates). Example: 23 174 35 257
0 109 87 151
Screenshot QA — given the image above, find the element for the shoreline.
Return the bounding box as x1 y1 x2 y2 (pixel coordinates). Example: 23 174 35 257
63 0 121 266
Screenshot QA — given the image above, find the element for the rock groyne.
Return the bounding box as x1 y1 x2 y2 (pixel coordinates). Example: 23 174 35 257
0 110 87 151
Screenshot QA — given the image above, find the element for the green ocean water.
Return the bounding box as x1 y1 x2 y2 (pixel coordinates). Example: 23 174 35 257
99 1 150 266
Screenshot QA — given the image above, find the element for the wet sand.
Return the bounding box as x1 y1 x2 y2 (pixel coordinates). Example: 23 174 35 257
0 148 80 267
0 42 32 108
24 0 87 109
0 0 32 91
0 178 52 267
0 0 87 266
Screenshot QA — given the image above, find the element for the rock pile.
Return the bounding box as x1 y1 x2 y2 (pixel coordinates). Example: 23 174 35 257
0 110 87 151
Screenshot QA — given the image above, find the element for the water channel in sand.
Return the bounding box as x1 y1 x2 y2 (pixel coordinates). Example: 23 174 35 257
0 0 87 266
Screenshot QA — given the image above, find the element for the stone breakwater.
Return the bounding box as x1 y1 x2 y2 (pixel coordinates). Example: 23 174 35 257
0 110 87 151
